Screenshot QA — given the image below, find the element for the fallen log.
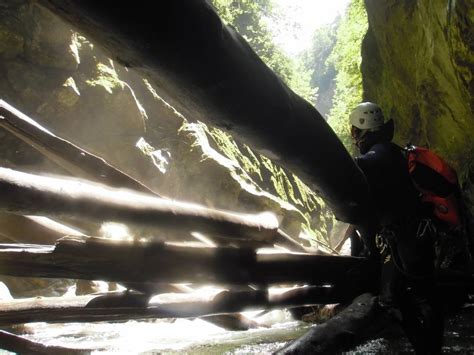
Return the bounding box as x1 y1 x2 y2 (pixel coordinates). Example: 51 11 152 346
0 105 307 331
0 213 84 244
39 0 369 224
0 100 306 251
0 237 370 286
0 102 294 330
0 286 357 326
276 293 396 354
0 99 156 195
0 167 283 243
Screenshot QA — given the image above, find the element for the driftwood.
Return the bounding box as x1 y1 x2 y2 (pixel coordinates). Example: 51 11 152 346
0 100 156 195
0 330 90 354
277 293 396 354
0 167 275 238
0 286 357 326
0 237 370 334
0 237 370 286
0 100 309 252
0 213 84 244
0 98 154 241
0 102 305 331
0 167 307 251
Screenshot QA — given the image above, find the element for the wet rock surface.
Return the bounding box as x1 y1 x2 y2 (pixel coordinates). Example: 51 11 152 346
361 0 474 211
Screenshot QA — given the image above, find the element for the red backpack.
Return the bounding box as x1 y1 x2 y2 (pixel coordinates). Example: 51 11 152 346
404 144 462 227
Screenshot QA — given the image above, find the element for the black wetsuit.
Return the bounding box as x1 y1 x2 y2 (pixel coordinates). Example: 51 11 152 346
354 141 443 354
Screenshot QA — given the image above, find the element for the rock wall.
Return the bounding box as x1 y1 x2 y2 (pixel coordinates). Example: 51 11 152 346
361 0 474 208
0 1 334 255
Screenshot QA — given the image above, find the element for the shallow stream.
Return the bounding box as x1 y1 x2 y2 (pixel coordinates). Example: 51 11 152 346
2 302 472 354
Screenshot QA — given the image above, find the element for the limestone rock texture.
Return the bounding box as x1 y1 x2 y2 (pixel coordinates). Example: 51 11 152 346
0 0 333 263
361 0 474 209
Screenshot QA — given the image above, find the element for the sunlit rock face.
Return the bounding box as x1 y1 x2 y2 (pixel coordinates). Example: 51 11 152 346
0 1 333 265
361 0 474 209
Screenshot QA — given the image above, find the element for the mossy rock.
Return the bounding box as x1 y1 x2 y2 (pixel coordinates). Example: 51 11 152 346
362 0 474 192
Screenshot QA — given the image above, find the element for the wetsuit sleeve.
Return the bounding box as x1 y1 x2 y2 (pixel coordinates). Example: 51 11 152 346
353 152 384 258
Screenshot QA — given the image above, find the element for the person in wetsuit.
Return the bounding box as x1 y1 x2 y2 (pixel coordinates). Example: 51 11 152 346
349 102 444 354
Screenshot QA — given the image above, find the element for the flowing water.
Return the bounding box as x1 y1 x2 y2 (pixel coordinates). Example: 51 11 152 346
10 310 310 354
1 302 471 354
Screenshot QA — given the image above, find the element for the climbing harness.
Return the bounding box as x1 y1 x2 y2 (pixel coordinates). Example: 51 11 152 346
378 219 437 280
416 218 437 240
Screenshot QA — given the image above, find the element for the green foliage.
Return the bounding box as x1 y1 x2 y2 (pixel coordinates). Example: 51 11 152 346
306 22 339 85
326 0 368 151
211 0 315 102
301 20 339 116
211 0 288 78
287 58 317 104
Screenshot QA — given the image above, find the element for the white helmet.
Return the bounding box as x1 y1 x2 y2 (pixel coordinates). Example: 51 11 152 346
349 102 385 130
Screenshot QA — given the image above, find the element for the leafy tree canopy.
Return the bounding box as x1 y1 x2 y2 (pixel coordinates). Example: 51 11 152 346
300 19 340 117
325 0 368 151
211 0 315 102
